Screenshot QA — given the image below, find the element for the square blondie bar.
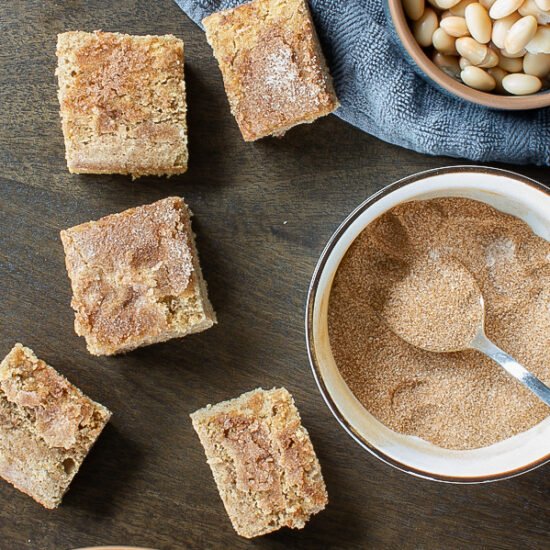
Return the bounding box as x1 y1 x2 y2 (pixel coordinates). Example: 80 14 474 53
203 0 339 141
0 344 111 509
56 31 188 177
60 197 216 356
191 388 327 538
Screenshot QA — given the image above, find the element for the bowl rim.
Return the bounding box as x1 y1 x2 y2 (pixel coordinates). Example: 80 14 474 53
305 165 550 484
387 0 550 111
72 547 157 550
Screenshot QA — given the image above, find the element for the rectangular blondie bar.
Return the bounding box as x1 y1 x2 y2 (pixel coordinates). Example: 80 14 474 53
60 197 216 356
203 0 339 141
0 344 111 509
191 387 328 538
56 31 188 177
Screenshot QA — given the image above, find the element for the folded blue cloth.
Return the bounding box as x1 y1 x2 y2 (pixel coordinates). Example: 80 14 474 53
173 0 550 165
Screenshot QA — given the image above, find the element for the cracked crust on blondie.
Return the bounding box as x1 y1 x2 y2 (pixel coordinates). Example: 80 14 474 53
0 344 111 509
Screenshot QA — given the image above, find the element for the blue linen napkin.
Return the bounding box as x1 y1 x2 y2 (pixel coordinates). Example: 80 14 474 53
173 0 550 165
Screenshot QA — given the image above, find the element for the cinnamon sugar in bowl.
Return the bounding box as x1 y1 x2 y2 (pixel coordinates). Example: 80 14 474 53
306 166 550 483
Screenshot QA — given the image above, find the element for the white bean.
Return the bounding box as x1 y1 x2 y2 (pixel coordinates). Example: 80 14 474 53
499 53 525 70
456 36 490 63
427 0 440 8
404 0 426 21
488 66 509 91
404 0 549 96
502 72 543 92
465 3 493 43
441 16 471 36
523 51 550 76
434 0 463 8
461 65 497 88
479 47 500 66
491 13 521 48
433 52 462 77
414 8 440 47
519 0 550 25
525 26 550 53
504 16 539 54
433 27 459 53
501 46 528 57
489 0 524 19
451 0 477 15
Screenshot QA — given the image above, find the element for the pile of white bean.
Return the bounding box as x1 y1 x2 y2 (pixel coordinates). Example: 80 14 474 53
403 0 550 95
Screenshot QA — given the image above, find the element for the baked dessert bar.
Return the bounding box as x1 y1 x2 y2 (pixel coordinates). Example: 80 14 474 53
56 31 188 177
191 387 327 538
0 344 111 509
203 0 339 141
60 197 216 356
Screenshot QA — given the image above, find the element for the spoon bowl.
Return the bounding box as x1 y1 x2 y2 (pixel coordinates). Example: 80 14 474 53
380 255 550 407
379 255 484 353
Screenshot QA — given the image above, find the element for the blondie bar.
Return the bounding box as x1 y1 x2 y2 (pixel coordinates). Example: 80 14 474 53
203 0 339 141
56 31 188 177
191 387 327 538
60 197 216 355
0 344 111 508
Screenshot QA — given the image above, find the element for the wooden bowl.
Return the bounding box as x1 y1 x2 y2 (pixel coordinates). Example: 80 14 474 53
387 0 550 110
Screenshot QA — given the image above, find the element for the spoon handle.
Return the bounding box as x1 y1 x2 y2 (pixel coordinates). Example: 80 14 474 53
472 333 550 407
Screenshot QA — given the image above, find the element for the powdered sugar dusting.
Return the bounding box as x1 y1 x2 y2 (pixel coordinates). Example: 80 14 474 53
260 44 321 109
264 48 298 90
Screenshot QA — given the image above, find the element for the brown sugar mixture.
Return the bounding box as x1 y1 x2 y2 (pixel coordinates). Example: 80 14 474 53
328 198 550 450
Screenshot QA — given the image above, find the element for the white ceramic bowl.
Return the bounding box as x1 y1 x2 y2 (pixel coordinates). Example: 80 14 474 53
306 166 550 483
73 547 156 550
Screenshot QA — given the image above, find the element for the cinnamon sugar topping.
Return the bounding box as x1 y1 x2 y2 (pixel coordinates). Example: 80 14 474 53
60 197 216 356
329 198 550 450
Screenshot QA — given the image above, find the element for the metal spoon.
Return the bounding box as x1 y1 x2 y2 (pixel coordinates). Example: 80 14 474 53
381 256 550 407
468 318 550 407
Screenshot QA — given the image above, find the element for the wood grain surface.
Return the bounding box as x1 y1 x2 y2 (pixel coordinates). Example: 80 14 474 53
0 1 548 549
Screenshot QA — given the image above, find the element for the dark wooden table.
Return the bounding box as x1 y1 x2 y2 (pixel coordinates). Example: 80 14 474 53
0 1 548 549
